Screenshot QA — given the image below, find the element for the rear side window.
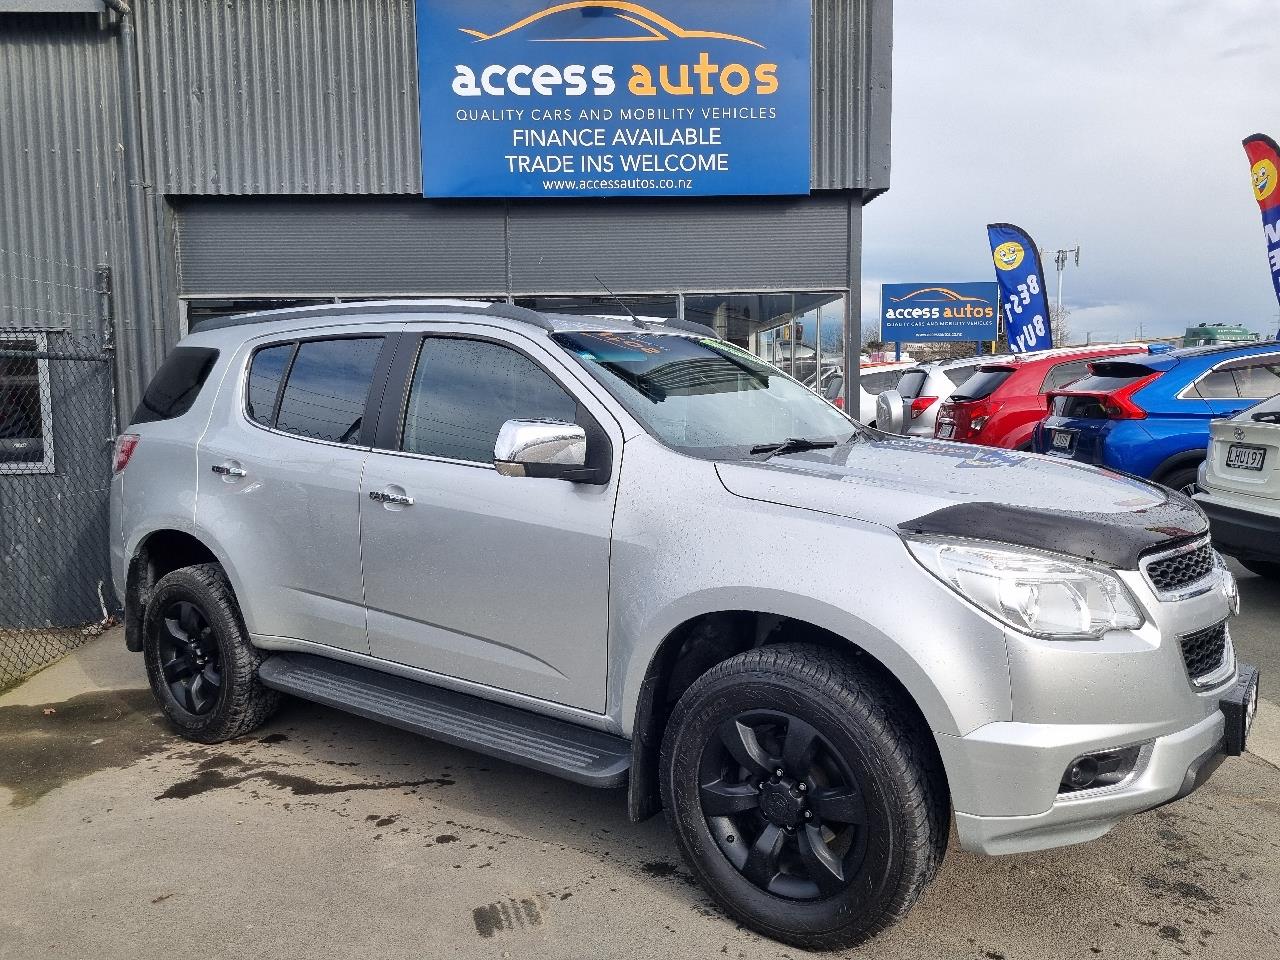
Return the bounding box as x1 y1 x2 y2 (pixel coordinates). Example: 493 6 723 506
402 337 578 463
944 367 976 387
895 371 927 398
951 367 1013 401
132 347 219 424
1196 356 1280 401
1041 359 1091 392
272 338 383 444
246 343 295 426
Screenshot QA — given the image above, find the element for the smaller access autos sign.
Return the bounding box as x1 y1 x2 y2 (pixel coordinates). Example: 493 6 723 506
417 0 811 198
880 283 1000 342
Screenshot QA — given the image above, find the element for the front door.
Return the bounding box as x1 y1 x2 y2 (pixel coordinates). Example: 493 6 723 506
359 328 620 712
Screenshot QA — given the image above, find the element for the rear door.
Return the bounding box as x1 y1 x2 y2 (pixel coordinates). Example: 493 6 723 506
358 325 622 712
196 328 400 653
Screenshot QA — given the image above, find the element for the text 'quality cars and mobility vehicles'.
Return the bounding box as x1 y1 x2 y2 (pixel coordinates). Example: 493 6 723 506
112 301 1258 951
1035 341 1280 493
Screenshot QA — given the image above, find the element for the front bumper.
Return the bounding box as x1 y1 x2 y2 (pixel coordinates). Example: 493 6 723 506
942 662 1257 855
1195 492 1280 564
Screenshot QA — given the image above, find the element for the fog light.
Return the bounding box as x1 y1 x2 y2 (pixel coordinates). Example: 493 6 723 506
1058 744 1145 795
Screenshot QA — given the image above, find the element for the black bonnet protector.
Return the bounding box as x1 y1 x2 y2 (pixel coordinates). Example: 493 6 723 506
898 491 1209 569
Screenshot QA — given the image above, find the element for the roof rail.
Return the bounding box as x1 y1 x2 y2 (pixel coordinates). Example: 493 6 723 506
195 300 557 333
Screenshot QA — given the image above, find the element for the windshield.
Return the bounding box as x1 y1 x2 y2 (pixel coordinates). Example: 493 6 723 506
553 331 858 460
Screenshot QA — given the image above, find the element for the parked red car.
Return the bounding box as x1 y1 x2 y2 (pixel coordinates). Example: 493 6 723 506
934 346 1145 449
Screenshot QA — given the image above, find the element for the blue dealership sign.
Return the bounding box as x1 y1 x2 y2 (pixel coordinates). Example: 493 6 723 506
416 0 812 198
880 283 1000 342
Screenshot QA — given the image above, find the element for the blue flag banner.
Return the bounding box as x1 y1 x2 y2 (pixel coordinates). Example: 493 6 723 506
987 223 1053 353
1243 134 1280 328
416 0 812 198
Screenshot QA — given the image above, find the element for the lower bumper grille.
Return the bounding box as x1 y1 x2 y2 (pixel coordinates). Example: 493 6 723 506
1179 621 1228 683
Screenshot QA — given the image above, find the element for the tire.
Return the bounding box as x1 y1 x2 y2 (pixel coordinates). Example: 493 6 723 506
1240 558 1280 581
1160 465 1200 497
660 644 947 951
142 563 280 743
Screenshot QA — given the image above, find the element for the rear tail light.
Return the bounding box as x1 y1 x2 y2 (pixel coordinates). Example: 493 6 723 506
941 399 994 441
833 396 844 410
909 396 937 420
112 434 140 474
1048 372 1162 421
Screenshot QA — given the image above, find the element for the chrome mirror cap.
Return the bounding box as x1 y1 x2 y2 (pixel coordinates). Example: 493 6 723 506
494 420 588 478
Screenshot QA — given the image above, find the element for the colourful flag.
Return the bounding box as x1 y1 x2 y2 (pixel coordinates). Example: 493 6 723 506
987 223 1052 353
1243 134 1280 318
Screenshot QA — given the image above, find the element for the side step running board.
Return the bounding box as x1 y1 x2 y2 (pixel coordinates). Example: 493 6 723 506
258 654 630 788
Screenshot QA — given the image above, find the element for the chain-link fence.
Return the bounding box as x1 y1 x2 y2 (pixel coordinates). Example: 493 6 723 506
1 251 120 690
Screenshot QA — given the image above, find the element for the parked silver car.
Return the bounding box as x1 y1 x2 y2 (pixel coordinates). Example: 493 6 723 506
875 355 1006 437
111 301 1258 951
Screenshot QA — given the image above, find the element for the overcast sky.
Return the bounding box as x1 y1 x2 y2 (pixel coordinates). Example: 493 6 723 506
861 0 1280 343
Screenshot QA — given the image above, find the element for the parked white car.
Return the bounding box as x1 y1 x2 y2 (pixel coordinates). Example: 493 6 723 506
1196 391 1280 579
812 361 917 424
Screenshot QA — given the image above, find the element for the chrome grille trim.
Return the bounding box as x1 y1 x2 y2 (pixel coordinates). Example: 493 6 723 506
1139 535 1217 599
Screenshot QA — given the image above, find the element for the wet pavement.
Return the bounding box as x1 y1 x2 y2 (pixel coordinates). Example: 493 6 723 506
1 577 1277 960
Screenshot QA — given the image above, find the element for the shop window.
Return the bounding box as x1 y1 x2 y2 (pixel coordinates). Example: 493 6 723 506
0 334 55 474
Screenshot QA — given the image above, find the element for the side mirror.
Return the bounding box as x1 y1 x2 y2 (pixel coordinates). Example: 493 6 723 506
494 419 604 483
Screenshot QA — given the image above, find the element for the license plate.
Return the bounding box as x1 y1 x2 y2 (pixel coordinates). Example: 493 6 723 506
1051 429 1075 451
937 421 955 439
1220 664 1260 756
1226 444 1266 471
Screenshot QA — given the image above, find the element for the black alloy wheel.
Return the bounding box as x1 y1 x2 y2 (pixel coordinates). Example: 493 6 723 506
700 710 867 900
156 599 224 715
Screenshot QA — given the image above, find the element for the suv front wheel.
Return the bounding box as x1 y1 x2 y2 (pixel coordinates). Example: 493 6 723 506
660 644 947 951
142 563 280 743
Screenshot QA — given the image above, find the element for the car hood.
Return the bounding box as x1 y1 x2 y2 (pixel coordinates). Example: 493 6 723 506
715 435 1207 567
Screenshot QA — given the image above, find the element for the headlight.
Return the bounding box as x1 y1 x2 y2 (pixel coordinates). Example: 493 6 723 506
904 536 1145 639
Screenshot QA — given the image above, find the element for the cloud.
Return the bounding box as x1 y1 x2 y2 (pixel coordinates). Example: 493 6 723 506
863 1 1280 343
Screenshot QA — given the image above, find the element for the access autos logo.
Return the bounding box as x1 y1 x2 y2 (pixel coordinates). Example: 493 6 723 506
449 1 781 98
883 287 996 321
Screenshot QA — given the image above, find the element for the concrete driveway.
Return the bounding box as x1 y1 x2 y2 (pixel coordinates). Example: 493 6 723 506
2 562 1278 960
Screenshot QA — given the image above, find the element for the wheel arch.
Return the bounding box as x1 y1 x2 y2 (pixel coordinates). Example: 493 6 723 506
1150 447 1207 486
123 527 228 652
625 608 952 823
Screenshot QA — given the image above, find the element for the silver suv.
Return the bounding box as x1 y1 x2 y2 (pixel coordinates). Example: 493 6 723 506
111 301 1259 951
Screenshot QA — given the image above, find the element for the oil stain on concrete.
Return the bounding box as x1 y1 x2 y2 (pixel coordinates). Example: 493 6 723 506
0 688 170 807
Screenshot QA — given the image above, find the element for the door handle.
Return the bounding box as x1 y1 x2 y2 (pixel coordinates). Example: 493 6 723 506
211 463 247 478
370 489 414 507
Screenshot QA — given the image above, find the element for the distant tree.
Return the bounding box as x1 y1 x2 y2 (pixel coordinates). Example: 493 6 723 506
1050 305 1072 346
861 324 883 352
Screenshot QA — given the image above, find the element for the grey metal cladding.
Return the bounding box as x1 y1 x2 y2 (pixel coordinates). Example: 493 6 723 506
136 0 888 196
175 197 509 297
507 196 853 293
0 13 123 339
135 0 421 195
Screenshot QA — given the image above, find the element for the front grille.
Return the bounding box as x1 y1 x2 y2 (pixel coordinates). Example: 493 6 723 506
1144 539 1215 594
1179 621 1228 682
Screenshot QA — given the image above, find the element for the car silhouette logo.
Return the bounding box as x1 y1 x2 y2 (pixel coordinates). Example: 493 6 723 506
459 1 764 48
889 287 988 305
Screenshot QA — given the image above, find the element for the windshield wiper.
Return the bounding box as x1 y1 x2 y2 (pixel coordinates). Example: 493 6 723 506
750 437 839 458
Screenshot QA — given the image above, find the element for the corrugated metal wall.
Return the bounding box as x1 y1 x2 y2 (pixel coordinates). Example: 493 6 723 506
135 0 889 196
0 13 123 336
135 0 421 195
175 195 855 297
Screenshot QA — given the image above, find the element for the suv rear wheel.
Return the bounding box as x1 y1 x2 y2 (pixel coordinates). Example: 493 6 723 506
660 644 946 951
142 563 280 743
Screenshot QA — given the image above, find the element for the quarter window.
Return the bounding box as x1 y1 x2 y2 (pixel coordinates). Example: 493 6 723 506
0 334 54 473
402 337 578 463
1042 360 1090 392
272 338 383 444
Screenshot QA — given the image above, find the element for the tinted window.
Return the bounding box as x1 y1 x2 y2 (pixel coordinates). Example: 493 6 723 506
1194 369 1240 400
945 367 976 387
895 371 927 398
403 337 578 463
1042 359 1091 392
823 375 844 400
246 343 295 426
275 338 382 443
951 368 1014 401
132 347 219 424
1224 357 1280 400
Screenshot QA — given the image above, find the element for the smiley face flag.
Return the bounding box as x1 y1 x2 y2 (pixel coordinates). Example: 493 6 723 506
987 223 1052 353
1244 135 1280 321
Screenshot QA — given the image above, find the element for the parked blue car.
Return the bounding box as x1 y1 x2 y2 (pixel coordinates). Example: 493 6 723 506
1033 341 1280 493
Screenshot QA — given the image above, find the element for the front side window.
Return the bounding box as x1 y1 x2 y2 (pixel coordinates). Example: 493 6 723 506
554 331 857 460
402 337 578 463
272 337 383 443
0 335 54 473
